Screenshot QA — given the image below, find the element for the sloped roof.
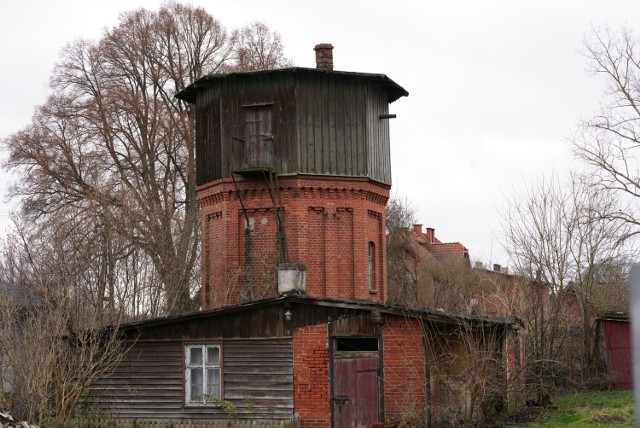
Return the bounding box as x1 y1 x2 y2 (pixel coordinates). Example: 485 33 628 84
426 242 469 260
410 226 470 261
118 293 521 331
176 67 409 104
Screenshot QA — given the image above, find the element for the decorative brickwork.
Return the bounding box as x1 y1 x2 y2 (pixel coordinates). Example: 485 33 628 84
198 175 390 308
293 324 330 428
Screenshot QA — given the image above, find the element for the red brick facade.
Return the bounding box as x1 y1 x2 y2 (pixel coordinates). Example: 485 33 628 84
383 316 427 421
292 316 431 427
292 323 330 428
198 174 389 308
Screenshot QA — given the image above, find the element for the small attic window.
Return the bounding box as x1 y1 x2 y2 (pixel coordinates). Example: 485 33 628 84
242 104 274 169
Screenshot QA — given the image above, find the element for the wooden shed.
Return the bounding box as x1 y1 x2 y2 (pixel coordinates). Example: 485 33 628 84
90 294 521 427
597 313 632 390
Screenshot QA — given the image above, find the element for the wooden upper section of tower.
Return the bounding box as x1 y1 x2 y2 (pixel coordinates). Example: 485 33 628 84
176 60 408 187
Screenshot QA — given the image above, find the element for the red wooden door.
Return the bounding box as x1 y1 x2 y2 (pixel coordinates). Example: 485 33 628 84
604 320 631 390
333 355 379 428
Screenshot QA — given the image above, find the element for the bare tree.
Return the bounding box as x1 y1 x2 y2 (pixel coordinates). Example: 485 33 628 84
231 21 293 72
501 173 633 395
420 256 479 313
0 221 127 425
0 298 125 426
386 197 419 305
2 3 290 314
574 27 640 234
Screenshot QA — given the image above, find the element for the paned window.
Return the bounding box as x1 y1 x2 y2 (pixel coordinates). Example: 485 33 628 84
185 344 221 404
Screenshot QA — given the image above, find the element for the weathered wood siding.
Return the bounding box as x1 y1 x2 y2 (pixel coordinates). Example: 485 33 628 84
134 304 288 340
91 338 294 420
294 73 390 184
366 90 392 186
195 73 296 185
128 300 384 342
194 70 392 186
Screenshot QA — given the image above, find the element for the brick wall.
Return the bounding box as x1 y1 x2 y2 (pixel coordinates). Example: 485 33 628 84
198 175 389 308
383 316 427 422
292 324 330 428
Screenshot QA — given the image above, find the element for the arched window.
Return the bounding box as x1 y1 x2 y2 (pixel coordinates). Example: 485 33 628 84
368 242 375 291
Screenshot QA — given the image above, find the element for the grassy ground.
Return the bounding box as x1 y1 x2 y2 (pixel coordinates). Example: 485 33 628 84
525 390 634 427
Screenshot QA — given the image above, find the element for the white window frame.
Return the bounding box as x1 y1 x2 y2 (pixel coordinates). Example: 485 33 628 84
184 344 222 405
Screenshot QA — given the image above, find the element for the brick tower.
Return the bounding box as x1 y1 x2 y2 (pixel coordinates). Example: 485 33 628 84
177 44 407 308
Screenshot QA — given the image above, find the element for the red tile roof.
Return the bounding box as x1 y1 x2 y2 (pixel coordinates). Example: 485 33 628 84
410 225 470 261
425 242 469 260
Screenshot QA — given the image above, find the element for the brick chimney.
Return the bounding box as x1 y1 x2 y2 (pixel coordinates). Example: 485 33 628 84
314 43 334 70
413 224 423 237
425 227 435 243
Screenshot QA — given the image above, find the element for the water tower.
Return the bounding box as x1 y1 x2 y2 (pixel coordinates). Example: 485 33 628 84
177 44 408 308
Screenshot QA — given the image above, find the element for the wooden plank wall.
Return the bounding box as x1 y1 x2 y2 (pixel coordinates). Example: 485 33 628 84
90 338 294 420
194 71 392 186
196 83 222 185
366 88 392 185
296 74 369 179
135 305 287 341
196 74 296 185
295 73 392 184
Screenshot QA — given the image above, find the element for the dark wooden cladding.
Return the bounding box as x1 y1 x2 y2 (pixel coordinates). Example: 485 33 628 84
194 70 397 186
368 88 392 185
125 299 385 341
90 339 294 420
195 73 295 184
331 313 381 337
133 303 288 340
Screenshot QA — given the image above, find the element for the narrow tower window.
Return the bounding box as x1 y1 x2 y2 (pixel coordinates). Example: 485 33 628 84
368 241 375 291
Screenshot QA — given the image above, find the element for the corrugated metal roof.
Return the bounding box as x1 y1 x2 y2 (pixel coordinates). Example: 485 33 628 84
176 67 409 104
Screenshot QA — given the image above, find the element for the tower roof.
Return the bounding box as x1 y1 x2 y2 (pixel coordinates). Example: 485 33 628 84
176 67 409 104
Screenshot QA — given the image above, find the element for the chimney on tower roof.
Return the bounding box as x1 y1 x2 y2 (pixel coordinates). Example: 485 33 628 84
314 43 334 70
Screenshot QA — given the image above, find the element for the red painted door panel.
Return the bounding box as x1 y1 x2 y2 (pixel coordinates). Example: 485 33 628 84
333 356 379 428
604 321 631 390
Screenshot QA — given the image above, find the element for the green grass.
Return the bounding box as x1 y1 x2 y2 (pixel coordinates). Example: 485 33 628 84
527 390 634 427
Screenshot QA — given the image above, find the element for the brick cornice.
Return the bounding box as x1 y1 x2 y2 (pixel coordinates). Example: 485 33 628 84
197 175 390 208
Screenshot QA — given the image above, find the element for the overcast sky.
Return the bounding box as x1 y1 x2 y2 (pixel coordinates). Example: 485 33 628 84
1 0 640 266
